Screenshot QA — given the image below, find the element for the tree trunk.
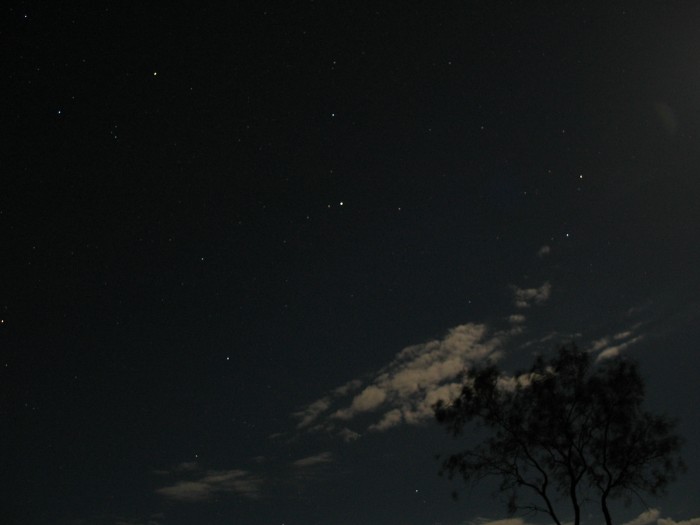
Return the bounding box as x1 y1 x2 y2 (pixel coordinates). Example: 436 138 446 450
601 491 613 525
571 485 581 525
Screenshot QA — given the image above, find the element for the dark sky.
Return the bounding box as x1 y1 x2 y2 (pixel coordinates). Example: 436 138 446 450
4 2 700 525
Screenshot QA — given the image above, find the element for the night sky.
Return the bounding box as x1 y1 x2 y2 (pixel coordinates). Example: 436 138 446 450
4 3 700 525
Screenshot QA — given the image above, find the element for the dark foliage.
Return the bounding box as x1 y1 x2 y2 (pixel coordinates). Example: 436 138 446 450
433 344 685 525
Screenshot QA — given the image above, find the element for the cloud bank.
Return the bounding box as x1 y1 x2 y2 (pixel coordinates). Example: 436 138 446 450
290 277 649 443
293 321 516 436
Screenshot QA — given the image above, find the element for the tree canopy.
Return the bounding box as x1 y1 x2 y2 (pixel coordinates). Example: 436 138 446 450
433 344 684 525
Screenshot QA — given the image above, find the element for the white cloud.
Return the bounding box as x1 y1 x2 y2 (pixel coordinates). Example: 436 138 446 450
293 397 331 429
658 517 700 525
622 508 661 525
614 330 635 340
537 245 551 258
589 325 646 362
496 371 536 392
513 282 551 308
294 322 511 435
590 336 611 353
292 381 363 429
292 452 333 468
594 335 644 362
156 469 263 501
333 385 387 419
368 408 403 431
334 379 362 396
508 314 526 324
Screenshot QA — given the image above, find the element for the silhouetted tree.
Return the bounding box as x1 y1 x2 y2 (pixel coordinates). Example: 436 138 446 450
434 344 684 525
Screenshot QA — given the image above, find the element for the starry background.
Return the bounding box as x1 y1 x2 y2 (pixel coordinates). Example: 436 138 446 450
3 2 700 525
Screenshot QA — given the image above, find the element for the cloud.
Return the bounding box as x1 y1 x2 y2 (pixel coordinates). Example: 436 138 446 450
333 385 387 419
337 427 361 442
156 468 263 501
537 245 551 258
291 289 654 440
292 380 364 430
174 461 199 472
513 282 551 308
368 408 403 431
591 327 645 362
334 379 362 396
595 336 644 361
293 397 332 429
611 511 700 525
614 330 635 340
622 509 661 525
293 322 513 435
658 518 700 525
292 452 333 468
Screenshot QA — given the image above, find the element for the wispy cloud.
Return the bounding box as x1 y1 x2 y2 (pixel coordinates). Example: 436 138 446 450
153 451 339 504
590 325 645 362
156 466 263 501
293 322 516 435
333 385 387 420
292 452 333 468
293 397 332 429
290 282 654 444
337 427 360 442
512 282 551 308
292 380 362 430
